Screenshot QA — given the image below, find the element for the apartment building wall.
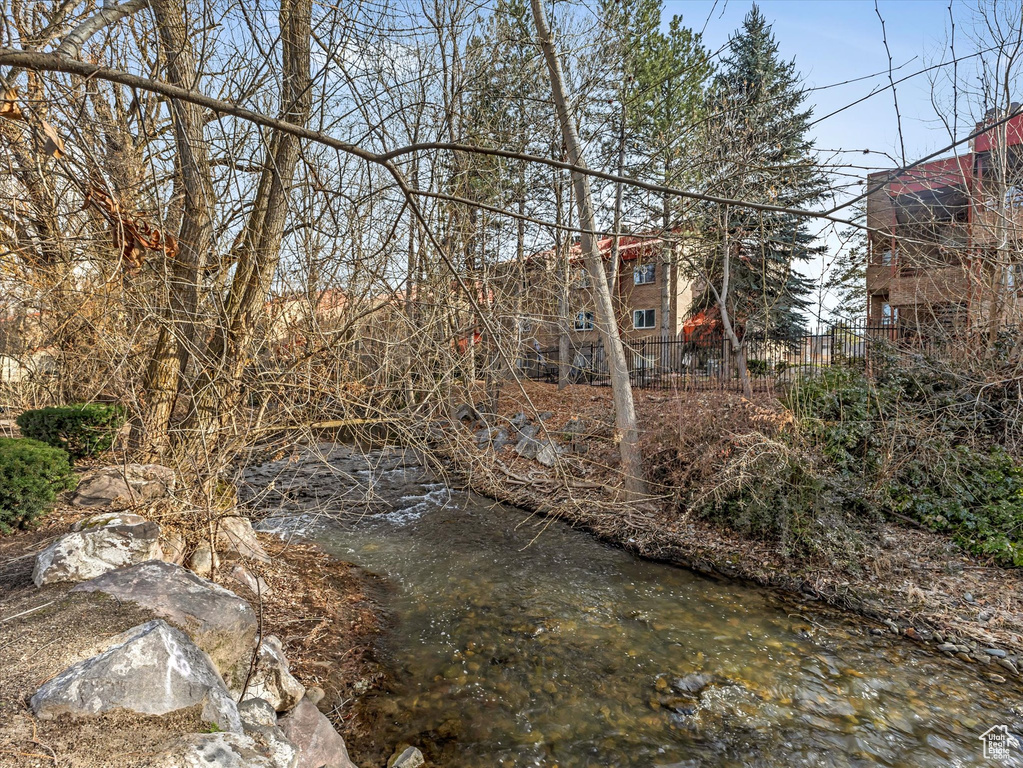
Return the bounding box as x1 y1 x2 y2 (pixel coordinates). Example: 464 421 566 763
865 118 1023 333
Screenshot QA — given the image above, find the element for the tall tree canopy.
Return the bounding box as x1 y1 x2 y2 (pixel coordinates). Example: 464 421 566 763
696 4 828 338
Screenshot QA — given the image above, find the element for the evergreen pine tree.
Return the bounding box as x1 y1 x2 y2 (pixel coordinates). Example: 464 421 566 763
696 4 828 338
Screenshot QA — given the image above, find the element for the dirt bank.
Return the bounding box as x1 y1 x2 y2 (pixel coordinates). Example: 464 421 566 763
440 380 1023 684
0 505 386 767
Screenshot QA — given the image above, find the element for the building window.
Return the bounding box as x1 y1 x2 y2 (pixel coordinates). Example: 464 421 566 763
574 311 594 331
880 249 894 266
881 302 898 327
633 308 656 329
634 263 655 285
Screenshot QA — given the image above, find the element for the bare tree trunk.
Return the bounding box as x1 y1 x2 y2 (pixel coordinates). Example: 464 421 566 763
189 0 313 446
609 102 626 298
140 0 215 459
554 168 572 389
530 0 646 497
712 207 752 398
660 193 672 371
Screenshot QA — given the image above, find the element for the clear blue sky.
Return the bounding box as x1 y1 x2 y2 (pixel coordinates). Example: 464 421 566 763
662 0 975 320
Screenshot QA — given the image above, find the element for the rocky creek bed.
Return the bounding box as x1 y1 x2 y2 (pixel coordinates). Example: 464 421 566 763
244 443 1023 767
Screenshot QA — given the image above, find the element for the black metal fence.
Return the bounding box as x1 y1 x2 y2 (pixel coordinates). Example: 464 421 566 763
520 324 954 391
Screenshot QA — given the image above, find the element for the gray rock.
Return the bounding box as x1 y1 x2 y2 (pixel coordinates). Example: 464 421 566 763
388 746 425 768
71 464 175 508
563 418 587 434
536 440 563 467
516 423 538 440
240 697 280 729
998 658 1019 675
514 436 541 460
239 698 300 768
538 411 554 421
304 687 325 706
936 643 957 654
964 592 975 603
475 427 511 452
243 636 305 713
491 428 511 451
161 529 186 566
72 560 257 692
188 541 220 579
509 412 530 431
32 521 162 586
673 673 713 694
30 620 241 733
986 648 1008 658
452 403 478 424
278 699 357 768
218 516 271 563
227 563 272 597
149 733 275 768
71 512 147 531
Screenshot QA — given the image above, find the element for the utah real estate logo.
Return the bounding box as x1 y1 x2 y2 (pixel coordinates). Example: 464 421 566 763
980 725 1018 760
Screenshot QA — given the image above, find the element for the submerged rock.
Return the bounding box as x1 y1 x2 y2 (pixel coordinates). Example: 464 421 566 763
71 464 175 508
72 560 257 691
278 699 357 768
673 673 713 695
30 619 241 733
388 746 425 768
33 519 162 586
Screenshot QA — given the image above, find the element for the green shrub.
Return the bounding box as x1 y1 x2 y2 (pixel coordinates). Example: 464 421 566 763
0 438 76 533
886 446 1023 566
16 403 125 461
689 359 1023 566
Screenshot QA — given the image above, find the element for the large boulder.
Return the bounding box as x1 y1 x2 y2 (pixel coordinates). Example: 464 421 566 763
243 636 305 713
240 698 300 768
72 560 257 691
217 515 271 563
30 620 241 733
149 733 276 768
70 464 175 508
71 512 148 531
33 520 162 586
278 699 358 768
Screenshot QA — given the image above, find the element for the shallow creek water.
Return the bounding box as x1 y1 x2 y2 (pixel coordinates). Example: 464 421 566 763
249 445 1023 767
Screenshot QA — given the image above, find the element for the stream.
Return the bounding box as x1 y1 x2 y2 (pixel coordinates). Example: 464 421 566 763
248 445 1023 767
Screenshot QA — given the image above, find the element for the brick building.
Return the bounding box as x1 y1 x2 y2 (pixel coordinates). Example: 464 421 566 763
866 109 1023 333
493 234 694 350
